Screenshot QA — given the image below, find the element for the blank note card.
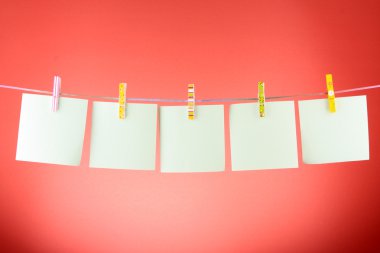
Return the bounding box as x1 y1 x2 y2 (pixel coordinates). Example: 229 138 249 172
298 95 369 164
16 93 88 166
230 101 298 170
160 105 225 172
89 102 157 170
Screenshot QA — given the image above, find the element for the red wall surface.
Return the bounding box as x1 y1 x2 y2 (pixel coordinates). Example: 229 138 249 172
1 0 380 252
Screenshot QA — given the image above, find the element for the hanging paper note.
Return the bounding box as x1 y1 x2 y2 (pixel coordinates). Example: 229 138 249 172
89 102 157 170
160 105 225 172
298 95 369 164
16 93 88 166
230 101 298 170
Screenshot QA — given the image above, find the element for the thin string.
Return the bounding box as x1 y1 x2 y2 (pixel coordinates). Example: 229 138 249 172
0 83 379 103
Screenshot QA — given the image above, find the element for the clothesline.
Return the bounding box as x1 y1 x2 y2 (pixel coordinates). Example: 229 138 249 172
0 83 379 103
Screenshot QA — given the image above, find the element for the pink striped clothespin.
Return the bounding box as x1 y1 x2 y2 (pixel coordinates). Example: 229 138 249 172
52 76 61 112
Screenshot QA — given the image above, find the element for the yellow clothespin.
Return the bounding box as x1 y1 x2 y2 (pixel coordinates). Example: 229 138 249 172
326 74 336 113
258 81 265 117
119 82 127 119
188 83 195 120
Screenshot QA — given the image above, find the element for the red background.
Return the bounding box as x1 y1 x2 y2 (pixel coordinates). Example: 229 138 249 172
1 0 380 252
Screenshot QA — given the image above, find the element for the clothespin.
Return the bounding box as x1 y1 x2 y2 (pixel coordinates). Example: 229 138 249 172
258 81 265 117
188 83 195 120
326 74 336 113
52 75 61 112
119 82 127 119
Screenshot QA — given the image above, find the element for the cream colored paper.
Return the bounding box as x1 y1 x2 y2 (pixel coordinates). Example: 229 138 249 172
16 93 88 166
89 102 157 170
298 95 369 164
230 101 298 170
160 105 225 172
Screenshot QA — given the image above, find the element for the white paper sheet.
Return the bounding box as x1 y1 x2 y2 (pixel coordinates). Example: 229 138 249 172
229 101 299 170
89 102 157 170
16 93 88 166
298 95 369 164
160 105 225 172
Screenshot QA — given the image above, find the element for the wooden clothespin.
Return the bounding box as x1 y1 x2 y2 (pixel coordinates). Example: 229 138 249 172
119 82 127 119
188 83 195 120
52 75 61 112
258 81 265 117
326 74 336 113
